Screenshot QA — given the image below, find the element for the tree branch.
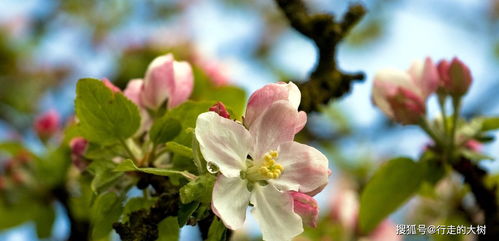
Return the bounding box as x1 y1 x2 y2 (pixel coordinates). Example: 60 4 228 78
453 158 499 241
52 186 90 241
274 0 367 112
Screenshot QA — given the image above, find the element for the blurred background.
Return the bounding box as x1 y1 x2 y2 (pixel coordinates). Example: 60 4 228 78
0 0 498 240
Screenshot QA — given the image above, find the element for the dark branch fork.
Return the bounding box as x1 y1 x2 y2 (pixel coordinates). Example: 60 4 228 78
274 0 366 112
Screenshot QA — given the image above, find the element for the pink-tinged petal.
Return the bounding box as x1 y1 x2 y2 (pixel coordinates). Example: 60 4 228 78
212 175 251 230
245 82 300 128
305 168 332 197
372 69 413 118
102 78 121 93
367 220 401 241
209 102 231 119
195 112 252 177
269 141 329 193
141 54 175 109
249 101 299 161
330 189 359 231
290 191 319 228
408 58 439 99
437 60 451 88
250 184 303 241
34 110 60 140
386 87 425 125
168 61 194 108
123 79 144 106
69 137 89 171
294 111 307 134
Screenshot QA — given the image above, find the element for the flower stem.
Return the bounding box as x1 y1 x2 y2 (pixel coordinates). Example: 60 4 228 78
449 97 462 163
419 118 442 148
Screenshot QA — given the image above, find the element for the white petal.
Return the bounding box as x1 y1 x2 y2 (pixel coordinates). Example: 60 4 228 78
195 112 252 177
249 101 298 161
250 184 303 241
212 175 251 230
285 82 301 109
269 142 329 193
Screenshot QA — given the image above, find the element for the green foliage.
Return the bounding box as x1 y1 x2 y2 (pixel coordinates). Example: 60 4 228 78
150 117 182 145
178 201 200 227
158 217 180 241
192 67 246 119
121 197 157 223
34 146 71 188
179 174 216 204
359 157 423 233
114 159 195 180
0 199 43 230
479 117 499 132
91 192 124 240
88 159 124 194
34 204 56 238
206 217 227 241
75 78 140 144
165 141 193 159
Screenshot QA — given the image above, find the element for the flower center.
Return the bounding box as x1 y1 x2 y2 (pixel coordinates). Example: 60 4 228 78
245 150 283 181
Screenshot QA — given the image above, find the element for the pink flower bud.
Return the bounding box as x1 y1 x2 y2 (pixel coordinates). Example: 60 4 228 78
465 139 482 152
407 57 439 99
102 78 121 93
290 191 319 228
386 87 426 125
209 102 231 119
141 53 194 110
437 58 472 96
123 79 144 106
448 57 472 96
367 220 401 241
372 70 426 125
70 137 88 171
330 189 359 231
34 110 60 140
245 82 306 134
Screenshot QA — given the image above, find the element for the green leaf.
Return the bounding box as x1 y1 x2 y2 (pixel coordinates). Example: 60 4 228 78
121 197 157 223
157 217 179 241
461 149 495 162
150 117 182 145
192 133 206 174
179 174 216 204
75 78 140 144
0 199 41 230
165 141 193 159
34 204 55 238
91 192 124 240
206 217 227 241
114 159 195 180
164 101 216 145
33 146 71 188
178 201 200 227
88 159 124 194
481 117 499 132
359 157 423 233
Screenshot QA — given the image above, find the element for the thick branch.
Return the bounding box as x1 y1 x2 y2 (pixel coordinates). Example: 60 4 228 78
453 158 499 241
114 175 179 241
274 0 366 112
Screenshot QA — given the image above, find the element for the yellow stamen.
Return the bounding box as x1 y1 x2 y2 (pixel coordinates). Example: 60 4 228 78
259 150 283 179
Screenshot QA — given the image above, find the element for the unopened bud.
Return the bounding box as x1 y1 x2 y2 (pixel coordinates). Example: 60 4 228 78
34 110 60 141
209 102 230 119
102 78 121 93
69 137 88 171
290 191 319 228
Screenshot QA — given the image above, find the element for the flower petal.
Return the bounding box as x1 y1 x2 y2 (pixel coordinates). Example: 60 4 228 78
249 101 298 161
372 69 415 118
195 112 252 177
212 175 251 230
294 111 307 134
168 61 194 108
141 54 175 109
123 79 144 106
269 141 329 193
250 184 303 241
245 82 300 128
